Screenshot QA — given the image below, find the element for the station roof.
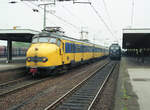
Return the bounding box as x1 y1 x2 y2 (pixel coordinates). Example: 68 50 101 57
0 29 40 42
123 28 150 49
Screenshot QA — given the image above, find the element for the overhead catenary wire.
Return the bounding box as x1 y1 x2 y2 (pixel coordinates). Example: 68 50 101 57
27 1 80 31
102 0 114 33
21 0 118 42
22 1 79 34
21 2 58 26
86 0 118 42
131 0 134 27
60 4 86 26
89 4 115 38
101 0 119 42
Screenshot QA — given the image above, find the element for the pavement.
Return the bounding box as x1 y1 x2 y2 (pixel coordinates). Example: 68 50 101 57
0 57 26 83
0 57 26 64
0 63 25 72
114 57 150 110
0 57 26 72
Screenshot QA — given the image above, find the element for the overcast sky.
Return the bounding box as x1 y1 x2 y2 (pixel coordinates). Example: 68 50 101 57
0 0 150 46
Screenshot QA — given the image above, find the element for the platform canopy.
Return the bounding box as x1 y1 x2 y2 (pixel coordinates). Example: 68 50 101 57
123 28 150 49
0 29 40 42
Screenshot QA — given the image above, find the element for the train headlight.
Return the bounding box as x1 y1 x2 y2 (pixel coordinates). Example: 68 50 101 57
42 57 48 62
27 57 31 62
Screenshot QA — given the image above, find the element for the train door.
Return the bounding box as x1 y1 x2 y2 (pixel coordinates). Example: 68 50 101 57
62 41 65 64
72 43 75 62
81 45 84 61
58 39 64 65
92 46 94 58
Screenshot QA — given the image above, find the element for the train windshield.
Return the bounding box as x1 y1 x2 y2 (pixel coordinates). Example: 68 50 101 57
49 38 56 43
115 47 119 49
110 46 119 50
32 38 38 43
32 37 57 44
39 37 49 42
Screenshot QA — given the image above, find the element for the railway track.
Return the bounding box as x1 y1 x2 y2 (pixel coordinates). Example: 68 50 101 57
44 61 116 110
0 76 30 88
0 76 53 97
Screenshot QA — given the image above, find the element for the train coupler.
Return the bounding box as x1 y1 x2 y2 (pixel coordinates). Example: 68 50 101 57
30 68 38 76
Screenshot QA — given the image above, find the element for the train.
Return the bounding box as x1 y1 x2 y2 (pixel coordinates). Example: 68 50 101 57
109 43 121 60
0 46 27 57
26 27 109 76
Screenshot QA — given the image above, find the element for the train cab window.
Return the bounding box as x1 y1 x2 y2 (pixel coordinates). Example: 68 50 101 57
115 47 119 49
32 38 38 43
110 47 114 49
50 38 57 44
39 37 49 43
57 40 61 46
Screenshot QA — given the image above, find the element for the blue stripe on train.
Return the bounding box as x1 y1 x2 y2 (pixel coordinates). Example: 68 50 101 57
65 42 105 53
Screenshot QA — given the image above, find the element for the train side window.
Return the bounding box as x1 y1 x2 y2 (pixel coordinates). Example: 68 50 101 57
73 44 76 53
79 45 81 52
65 43 68 53
71 44 73 52
57 39 61 46
77 45 80 53
69 43 72 52
110 47 114 49
115 47 119 49
68 43 70 52
39 37 49 43
32 38 38 43
50 38 57 43
62 42 64 51
65 42 71 53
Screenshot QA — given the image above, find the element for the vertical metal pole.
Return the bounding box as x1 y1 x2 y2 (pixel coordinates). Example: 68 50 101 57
7 40 12 63
131 0 134 27
80 31 83 39
43 5 46 29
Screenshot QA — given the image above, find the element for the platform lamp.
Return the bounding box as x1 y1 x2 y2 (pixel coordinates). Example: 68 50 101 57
9 1 39 13
8 1 18 4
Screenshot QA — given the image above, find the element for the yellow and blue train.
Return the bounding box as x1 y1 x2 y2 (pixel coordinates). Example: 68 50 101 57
26 27 108 76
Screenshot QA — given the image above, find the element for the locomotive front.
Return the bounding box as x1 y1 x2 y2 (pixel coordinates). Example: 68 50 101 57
109 44 121 60
26 32 62 76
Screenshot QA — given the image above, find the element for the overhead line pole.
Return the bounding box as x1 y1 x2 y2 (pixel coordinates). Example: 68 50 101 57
131 0 134 28
72 0 117 42
29 1 80 31
43 5 46 29
38 1 56 29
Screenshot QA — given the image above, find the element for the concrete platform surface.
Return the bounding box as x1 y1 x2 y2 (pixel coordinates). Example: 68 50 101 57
128 69 150 110
0 57 26 64
0 63 25 72
0 60 26 84
0 57 25 60
0 57 25 72
114 57 150 110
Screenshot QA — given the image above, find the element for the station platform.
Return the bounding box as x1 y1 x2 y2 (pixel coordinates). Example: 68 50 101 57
0 57 26 83
0 57 26 63
114 57 150 110
0 63 25 72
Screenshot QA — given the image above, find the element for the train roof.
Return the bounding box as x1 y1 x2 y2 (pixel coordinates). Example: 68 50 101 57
110 43 120 47
33 31 106 49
